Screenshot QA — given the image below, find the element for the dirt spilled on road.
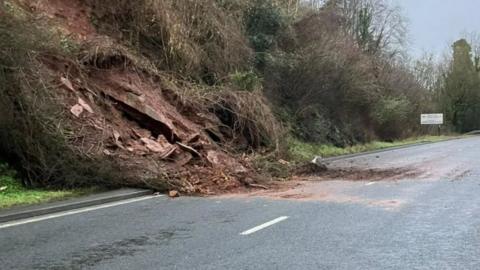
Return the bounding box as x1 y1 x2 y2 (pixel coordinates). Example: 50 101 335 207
217 166 421 211
219 179 408 211
295 164 421 182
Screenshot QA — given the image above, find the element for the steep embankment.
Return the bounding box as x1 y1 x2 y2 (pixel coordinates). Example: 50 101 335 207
0 0 279 193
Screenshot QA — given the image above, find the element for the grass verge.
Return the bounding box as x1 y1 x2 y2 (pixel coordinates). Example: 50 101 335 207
288 135 458 162
0 163 101 209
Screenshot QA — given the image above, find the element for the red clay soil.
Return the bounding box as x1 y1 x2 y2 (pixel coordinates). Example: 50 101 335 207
41 53 260 194
22 0 96 40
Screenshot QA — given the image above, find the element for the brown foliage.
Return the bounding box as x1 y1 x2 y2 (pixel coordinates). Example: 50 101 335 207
83 0 254 83
208 90 282 150
265 10 426 145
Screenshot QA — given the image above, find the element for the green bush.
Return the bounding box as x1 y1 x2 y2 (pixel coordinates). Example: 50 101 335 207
230 71 263 92
244 0 289 68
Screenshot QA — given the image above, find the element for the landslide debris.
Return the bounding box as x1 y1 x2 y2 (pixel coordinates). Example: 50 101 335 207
0 0 280 194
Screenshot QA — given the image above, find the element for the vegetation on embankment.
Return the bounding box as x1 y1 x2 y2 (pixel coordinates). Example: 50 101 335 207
0 0 474 193
287 135 459 162
0 162 99 208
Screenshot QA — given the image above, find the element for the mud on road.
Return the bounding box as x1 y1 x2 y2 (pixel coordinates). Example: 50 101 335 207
296 165 422 182
219 166 421 207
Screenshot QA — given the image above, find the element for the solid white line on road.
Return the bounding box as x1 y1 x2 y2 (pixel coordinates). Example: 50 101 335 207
0 195 162 230
365 182 377 186
240 216 289 235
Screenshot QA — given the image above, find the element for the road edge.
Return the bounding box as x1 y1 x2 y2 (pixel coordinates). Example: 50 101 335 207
0 188 153 223
322 136 470 163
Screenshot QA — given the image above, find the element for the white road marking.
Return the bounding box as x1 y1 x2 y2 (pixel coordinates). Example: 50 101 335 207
240 216 289 235
365 182 376 186
0 195 162 230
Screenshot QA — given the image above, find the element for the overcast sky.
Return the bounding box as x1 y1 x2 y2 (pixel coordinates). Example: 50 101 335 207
392 0 480 59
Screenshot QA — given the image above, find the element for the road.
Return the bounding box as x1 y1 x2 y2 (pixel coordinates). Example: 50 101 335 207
1 136 480 269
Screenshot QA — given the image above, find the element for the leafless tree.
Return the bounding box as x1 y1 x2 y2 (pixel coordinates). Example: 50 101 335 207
321 0 407 58
413 53 442 92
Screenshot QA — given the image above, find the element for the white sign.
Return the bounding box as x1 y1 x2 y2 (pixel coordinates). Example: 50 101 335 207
421 114 444 125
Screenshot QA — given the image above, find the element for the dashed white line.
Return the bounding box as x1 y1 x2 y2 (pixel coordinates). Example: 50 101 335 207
365 182 376 186
240 216 289 235
0 195 162 230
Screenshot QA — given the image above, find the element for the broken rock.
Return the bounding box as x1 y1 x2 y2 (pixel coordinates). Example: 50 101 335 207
70 104 84 117
113 130 121 142
71 98 94 118
311 156 328 170
173 151 193 167
140 137 177 158
60 76 75 91
168 190 180 198
112 130 125 149
78 97 94 114
141 137 164 153
278 159 290 165
207 150 248 174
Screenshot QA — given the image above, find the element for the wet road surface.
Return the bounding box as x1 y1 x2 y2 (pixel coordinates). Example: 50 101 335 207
1 136 480 269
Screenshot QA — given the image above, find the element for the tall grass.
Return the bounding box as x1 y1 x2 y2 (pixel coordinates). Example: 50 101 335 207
84 0 253 83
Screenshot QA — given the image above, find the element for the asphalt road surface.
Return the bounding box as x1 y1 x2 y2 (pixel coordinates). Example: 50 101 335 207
2 137 480 269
